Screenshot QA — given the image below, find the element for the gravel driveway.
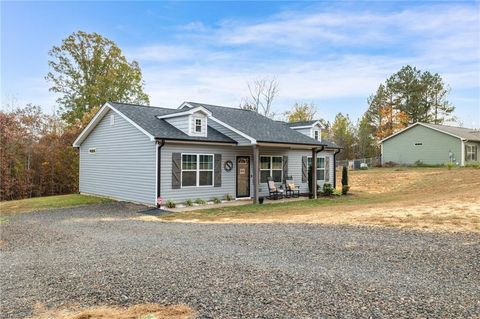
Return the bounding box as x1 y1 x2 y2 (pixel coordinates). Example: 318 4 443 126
1 202 479 318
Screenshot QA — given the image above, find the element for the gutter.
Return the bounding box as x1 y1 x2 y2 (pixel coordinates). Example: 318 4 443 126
156 139 165 208
333 149 341 189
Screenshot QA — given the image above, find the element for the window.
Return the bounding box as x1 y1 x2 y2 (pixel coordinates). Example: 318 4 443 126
110 114 115 126
195 118 202 133
466 145 477 161
307 157 325 180
415 142 423 146
314 130 320 141
260 156 283 183
181 154 213 187
88 148 96 155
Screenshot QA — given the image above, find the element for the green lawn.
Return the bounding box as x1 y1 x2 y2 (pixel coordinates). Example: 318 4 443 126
0 194 112 215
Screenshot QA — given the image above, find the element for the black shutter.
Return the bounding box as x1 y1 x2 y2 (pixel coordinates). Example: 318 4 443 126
325 156 330 182
283 156 288 183
214 154 221 187
172 153 181 189
302 156 308 183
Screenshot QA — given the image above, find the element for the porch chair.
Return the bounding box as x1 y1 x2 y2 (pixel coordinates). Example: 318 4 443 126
284 176 300 198
267 177 284 200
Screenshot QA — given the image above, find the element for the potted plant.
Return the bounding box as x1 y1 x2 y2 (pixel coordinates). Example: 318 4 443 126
258 196 265 204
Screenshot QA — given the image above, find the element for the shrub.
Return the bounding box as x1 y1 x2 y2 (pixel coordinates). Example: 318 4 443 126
341 166 348 187
445 162 454 170
225 193 234 201
213 197 221 204
185 199 193 206
195 198 206 205
414 160 424 166
465 161 480 169
166 200 176 209
342 185 350 195
322 183 334 196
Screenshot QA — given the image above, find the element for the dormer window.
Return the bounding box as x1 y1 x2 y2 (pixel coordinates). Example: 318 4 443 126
314 130 320 141
195 118 203 133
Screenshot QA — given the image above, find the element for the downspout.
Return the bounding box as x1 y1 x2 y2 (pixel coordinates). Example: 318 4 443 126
156 139 165 208
333 149 341 189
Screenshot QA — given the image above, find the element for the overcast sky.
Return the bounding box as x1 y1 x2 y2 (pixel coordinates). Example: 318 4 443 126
1 1 479 126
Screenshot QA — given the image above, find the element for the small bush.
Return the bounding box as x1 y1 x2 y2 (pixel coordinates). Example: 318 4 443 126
225 194 234 201
465 161 480 169
165 200 176 208
322 183 334 196
341 166 348 186
414 160 424 166
195 198 206 205
212 197 221 204
185 199 193 206
445 162 454 170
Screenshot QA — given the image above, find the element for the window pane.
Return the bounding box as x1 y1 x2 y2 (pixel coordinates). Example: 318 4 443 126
307 157 312 167
199 155 213 169
317 169 325 181
272 157 282 169
272 170 282 182
199 171 213 186
260 171 270 183
317 158 325 169
182 171 196 186
260 157 271 169
182 155 197 169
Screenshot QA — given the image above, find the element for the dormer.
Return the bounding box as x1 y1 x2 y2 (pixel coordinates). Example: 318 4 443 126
157 106 211 137
287 120 322 141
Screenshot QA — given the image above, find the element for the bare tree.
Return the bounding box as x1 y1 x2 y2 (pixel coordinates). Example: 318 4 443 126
240 77 279 118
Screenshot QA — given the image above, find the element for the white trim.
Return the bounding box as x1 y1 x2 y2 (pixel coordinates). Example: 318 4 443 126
307 156 326 181
380 122 465 143
180 153 215 188
288 120 322 129
461 140 465 166
155 143 158 204
156 106 212 119
208 116 257 144
259 155 283 183
72 102 155 147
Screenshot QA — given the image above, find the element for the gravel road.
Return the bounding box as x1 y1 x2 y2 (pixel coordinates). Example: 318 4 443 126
1 202 479 318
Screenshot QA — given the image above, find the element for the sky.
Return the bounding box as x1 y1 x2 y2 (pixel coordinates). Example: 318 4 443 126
1 1 480 126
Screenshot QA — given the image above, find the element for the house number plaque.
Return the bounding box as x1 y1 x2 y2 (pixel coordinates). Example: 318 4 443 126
224 160 233 172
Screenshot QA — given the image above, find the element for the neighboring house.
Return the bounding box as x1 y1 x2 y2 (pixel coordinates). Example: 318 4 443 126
73 101 341 206
380 122 480 166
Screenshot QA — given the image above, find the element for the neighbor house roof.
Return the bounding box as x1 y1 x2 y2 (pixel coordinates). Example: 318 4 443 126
283 120 321 128
380 122 480 143
74 101 341 148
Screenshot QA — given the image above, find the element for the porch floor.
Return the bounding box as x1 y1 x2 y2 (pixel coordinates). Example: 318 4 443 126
166 195 309 213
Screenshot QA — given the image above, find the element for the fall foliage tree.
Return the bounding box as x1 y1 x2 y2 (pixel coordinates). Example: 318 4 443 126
284 102 317 122
46 31 149 124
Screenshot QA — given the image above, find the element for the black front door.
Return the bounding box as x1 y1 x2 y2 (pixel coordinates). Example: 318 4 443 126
236 156 250 198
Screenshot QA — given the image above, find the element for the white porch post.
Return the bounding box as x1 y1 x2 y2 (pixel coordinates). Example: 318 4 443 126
312 148 318 199
253 145 259 204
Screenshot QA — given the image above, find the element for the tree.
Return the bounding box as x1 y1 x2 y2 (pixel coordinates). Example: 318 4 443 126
331 113 356 160
239 76 279 118
46 31 149 124
284 102 317 122
356 115 376 158
420 71 455 124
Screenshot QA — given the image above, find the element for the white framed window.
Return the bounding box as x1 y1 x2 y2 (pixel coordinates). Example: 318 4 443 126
110 114 115 126
314 130 320 141
181 154 213 187
466 145 477 161
88 148 96 155
307 156 325 180
260 156 283 183
414 142 423 146
194 118 203 133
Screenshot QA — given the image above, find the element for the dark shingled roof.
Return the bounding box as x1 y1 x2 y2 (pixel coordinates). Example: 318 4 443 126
421 123 480 142
284 120 320 127
109 101 341 148
109 102 235 143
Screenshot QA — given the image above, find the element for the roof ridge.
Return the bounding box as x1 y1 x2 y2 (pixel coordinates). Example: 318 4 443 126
421 122 474 131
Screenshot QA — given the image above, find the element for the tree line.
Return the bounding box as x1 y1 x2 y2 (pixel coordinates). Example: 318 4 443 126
1 30 455 200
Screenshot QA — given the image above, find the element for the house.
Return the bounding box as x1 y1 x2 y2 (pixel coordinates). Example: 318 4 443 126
73 101 341 206
380 122 480 166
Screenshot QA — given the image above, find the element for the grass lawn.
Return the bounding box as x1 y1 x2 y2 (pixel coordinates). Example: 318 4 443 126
159 167 480 232
0 194 112 216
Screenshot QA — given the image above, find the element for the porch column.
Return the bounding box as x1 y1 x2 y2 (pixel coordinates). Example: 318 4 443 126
312 148 318 199
252 145 259 204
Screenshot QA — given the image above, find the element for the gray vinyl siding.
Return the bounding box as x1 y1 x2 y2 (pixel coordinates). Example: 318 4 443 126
160 143 335 203
208 120 252 145
165 115 190 135
292 127 312 138
382 125 462 165
79 110 156 205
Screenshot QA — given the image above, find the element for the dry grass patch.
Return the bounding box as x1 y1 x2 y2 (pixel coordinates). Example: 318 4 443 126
159 167 480 232
27 303 195 319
